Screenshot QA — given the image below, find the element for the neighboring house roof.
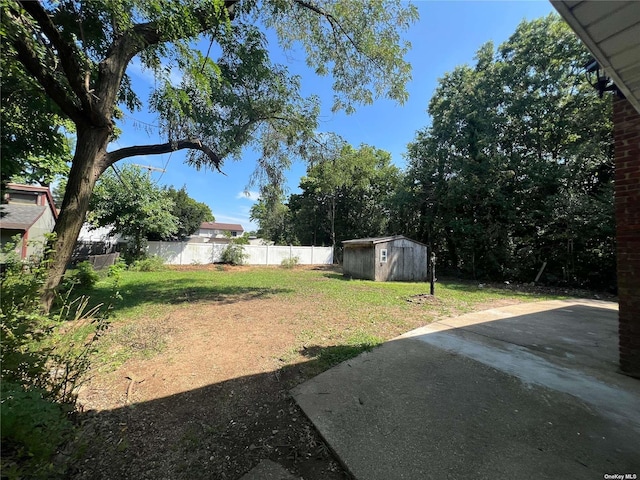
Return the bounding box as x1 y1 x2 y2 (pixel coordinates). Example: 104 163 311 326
1 183 58 231
343 235 427 247
552 0 640 114
199 222 244 231
5 183 59 217
0 203 47 231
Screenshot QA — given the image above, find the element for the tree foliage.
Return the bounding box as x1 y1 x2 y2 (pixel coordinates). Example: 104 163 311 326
148 186 214 240
250 184 297 245
403 15 614 286
294 140 399 252
253 139 400 259
0 54 72 189
1 0 417 309
88 165 178 261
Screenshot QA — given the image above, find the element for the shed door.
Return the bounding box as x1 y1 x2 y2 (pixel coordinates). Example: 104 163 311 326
404 247 415 280
391 247 414 281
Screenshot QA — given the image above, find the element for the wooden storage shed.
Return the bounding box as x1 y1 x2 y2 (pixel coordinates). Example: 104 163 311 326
342 235 428 282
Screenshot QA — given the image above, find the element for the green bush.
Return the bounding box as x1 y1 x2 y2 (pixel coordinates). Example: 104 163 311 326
122 238 148 265
73 261 100 288
128 255 166 272
0 237 44 315
219 243 247 266
0 237 112 478
281 256 300 269
1 383 73 479
107 258 127 278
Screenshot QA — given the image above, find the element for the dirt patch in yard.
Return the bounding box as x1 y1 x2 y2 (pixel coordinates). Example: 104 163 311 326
73 291 354 479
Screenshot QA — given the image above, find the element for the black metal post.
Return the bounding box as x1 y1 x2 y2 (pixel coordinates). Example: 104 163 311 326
429 252 436 296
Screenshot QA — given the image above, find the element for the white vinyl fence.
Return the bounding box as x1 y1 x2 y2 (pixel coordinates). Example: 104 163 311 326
147 241 333 266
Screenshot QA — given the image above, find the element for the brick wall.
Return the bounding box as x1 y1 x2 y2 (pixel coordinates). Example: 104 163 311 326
614 96 640 378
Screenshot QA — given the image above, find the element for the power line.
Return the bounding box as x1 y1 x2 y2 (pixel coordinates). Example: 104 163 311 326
155 151 173 184
121 112 161 129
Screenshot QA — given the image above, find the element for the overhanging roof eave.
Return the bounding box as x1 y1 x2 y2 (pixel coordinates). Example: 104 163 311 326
551 0 640 114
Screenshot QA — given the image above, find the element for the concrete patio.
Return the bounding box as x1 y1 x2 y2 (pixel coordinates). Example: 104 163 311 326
292 299 640 479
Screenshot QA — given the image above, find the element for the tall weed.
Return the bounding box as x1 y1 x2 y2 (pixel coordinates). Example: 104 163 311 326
128 255 166 272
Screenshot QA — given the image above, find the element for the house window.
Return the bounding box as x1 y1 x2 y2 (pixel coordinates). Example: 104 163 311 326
380 249 388 263
9 193 38 205
232 231 237 237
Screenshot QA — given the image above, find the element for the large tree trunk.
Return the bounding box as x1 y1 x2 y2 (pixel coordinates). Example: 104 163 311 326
41 126 111 312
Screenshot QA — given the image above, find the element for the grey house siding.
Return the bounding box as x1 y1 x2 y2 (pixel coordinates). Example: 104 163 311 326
343 236 428 282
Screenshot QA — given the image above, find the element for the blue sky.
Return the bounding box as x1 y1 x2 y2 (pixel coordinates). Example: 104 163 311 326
113 1 556 232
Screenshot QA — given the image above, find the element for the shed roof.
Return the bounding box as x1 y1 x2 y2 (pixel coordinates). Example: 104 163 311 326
0 203 47 231
342 235 426 247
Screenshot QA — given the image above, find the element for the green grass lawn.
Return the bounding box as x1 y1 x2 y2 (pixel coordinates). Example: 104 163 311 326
72 265 565 371
80 265 560 318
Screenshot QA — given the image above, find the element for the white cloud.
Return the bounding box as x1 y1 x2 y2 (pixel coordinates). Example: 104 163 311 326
167 68 184 87
127 57 155 85
236 190 260 201
127 57 183 87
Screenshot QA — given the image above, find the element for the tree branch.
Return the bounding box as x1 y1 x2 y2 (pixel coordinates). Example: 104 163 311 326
108 1 239 63
293 0 362 56
7 28 85 123
293 0 391 82
19 0 94 112
94 1 238 118
103 139 223 174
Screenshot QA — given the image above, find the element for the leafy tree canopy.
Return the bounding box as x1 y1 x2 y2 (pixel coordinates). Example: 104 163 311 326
88 165 178 261
149 186 214 240
0 54 72 188
403 15 614 285
249 184 296 245
2 0 417 179
252 137 400 253
296 140 400 251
